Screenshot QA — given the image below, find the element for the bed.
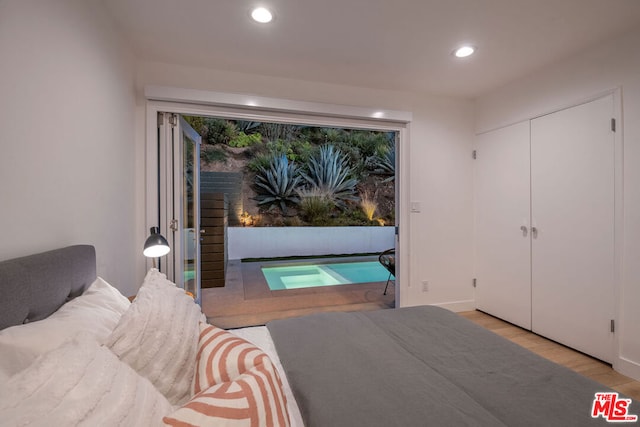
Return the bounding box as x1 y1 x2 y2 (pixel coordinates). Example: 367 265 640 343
0 245 635 426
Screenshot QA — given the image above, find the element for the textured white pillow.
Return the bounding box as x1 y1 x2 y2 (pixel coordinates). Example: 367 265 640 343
106 269 206 406
0 276 130 378
0 334 174 427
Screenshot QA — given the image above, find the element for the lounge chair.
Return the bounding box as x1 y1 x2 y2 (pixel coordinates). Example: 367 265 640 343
378 248 395 295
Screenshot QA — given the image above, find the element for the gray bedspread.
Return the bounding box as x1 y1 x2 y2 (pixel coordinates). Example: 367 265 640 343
267 306 634 427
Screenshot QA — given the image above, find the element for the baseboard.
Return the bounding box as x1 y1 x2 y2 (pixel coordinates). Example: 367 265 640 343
615 356 640 382
399 300 476 312
430 299 476 313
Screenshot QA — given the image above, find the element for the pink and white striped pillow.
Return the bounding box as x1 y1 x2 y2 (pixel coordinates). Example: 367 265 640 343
164 357 290 427
164 323 290 427
193 323 268 394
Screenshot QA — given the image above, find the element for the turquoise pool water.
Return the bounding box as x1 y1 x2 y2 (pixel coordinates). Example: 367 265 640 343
262 261 394 290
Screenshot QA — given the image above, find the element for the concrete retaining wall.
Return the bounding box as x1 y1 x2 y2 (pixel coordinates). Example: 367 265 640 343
228 226 395 259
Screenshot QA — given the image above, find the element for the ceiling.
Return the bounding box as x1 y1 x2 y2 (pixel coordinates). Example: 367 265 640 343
103 0 640 99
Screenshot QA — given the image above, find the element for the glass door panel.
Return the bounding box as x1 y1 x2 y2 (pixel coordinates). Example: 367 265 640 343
159 113 202 303
178 116 201 304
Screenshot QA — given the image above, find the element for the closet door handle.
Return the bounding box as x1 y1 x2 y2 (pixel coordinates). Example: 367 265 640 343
520 225 528 237
531 227 538 238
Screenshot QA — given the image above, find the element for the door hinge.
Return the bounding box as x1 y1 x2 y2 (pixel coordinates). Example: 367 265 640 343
169 219 179 232
472 150 477 159
169 113 178 127
611 319 615 333
473 278 477 288
157 112 164 127
611 118 616 132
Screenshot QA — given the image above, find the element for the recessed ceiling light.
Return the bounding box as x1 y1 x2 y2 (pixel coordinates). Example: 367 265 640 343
251 7 273 23
454 45 475 58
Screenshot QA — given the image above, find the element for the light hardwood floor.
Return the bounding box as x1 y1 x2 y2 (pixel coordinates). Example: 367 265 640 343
459 310 640 401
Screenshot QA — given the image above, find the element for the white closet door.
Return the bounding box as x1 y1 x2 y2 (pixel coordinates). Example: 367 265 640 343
531 95 615 362
475 121 532 329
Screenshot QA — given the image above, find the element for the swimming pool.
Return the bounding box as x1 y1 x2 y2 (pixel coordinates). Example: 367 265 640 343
262 261 394 290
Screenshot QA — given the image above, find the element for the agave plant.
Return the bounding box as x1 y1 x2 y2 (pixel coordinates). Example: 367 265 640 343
300 145 359 208
371 142 395 182
254 154 302 213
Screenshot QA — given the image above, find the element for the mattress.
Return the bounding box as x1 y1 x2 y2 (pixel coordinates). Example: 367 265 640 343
267 305 628 427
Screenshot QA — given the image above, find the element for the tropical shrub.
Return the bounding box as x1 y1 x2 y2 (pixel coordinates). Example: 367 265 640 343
183 116 239 145
345 131 390 159
201 118 237 145
254 154 302 213
300 145 359 208
297 188 334 225
229 132 262 148
330 207 371 226
265 139 314 162
319 128 343 143
247 152 274 172
289 139 314 162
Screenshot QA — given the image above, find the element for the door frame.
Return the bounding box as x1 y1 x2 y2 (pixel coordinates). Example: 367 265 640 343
145 91 411 306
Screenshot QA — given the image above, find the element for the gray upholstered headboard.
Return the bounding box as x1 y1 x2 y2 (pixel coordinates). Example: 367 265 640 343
0 245 96 330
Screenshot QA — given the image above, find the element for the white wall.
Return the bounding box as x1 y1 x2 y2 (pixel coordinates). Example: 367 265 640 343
475 27 640 380
0 0 138 295
404 96 476 311
135 61 476 310
228 227 395 259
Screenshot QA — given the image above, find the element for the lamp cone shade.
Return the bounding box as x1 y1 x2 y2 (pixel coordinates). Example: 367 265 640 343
143 227 170 257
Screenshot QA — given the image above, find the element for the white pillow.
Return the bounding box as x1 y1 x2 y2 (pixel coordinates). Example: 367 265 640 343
106 269 206 406
0 276 130 378
0 334 174 427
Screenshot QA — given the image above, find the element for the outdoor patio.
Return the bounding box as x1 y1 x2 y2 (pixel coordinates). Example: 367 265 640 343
202 255 395 329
